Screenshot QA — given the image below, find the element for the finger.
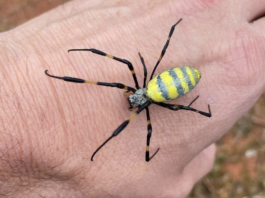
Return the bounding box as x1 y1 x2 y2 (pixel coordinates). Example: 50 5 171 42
252 16 265 34
161 144 216 198
187 143 216 183
237 0 265 22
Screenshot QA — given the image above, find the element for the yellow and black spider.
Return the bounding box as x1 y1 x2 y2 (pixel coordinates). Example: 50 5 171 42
45 18 211 162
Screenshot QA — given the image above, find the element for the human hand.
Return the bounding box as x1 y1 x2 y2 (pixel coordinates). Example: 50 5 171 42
0 0 264 197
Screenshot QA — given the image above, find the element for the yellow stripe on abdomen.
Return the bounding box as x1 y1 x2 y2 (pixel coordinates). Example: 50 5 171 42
159 71 179 99
185 67 196 86
146 77 167 102
173 67 190 94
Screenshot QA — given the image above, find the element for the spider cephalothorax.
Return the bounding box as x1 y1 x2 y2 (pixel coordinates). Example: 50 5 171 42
128 88 149 108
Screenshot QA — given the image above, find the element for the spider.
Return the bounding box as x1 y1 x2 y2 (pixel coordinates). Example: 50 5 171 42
45 18 212 162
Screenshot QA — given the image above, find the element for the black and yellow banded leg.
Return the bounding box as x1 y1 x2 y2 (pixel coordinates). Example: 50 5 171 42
68 48 140 89
145 107 160 162
138 52 148 88
154 101 212 117
150 18 182 80
45 70 136 92
91 101 151 161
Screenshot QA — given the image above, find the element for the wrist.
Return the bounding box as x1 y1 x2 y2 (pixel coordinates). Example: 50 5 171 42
0 31 86 196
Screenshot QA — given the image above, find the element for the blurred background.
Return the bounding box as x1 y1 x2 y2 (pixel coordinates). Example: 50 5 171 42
0 1 264 197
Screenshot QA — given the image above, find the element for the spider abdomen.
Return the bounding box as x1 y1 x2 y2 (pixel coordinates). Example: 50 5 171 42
146 66 201 102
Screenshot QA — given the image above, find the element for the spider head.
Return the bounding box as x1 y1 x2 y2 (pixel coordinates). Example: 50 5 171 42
128 88 150 108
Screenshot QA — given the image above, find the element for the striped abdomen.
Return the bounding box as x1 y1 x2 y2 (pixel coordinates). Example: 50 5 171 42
146 66 201 102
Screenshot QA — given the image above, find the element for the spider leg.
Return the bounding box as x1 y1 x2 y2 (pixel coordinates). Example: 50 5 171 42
91 101 151 161
187 95 200 107
154 97 211 117
150 18 182 80
45 70 136 92
138 52 147 88
145 107 160 162
68 48 140 89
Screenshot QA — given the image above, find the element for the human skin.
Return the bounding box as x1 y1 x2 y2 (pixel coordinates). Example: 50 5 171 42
0 0 265 197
